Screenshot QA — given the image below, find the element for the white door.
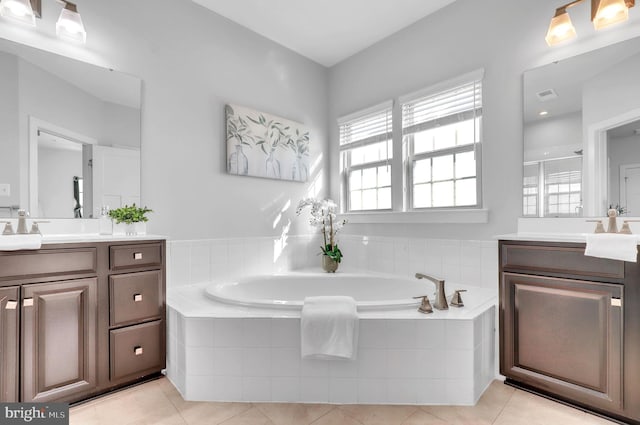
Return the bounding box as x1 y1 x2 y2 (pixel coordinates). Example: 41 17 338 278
91 146 140 216
621 164 640 215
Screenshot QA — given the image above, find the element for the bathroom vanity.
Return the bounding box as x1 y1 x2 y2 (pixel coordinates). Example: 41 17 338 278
0 237 165 404
499 238 640 424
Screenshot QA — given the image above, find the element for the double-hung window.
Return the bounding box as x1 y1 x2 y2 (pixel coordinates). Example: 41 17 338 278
401 71 483 209
339 102 393 211
523 157 582 217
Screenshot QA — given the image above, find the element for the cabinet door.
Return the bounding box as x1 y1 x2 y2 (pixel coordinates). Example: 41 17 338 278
0 286 19 402
501 273 623 413
22 278 98 402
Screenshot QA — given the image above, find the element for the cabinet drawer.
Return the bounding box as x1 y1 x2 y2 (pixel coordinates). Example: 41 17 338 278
110 321 162 381
501 243 625 280
0 248 96 281
110 243 162 271
110 271 162 327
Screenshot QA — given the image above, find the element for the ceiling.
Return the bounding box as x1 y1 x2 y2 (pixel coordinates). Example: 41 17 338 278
191 0 458 67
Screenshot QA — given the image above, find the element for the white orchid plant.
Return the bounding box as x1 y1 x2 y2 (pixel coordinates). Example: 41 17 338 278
296 198 347 263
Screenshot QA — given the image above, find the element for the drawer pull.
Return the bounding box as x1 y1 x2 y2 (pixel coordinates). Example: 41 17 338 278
133 293 143 302
134 346 143 356
133 252 143 260
612 298 622 307
23 298 34 307
5 300 17 310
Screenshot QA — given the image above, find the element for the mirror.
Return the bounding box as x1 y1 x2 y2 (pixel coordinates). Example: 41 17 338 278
523 37 640 217
0 38 142 219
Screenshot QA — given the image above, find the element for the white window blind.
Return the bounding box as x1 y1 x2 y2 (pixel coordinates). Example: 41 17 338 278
402 71 483 209
339 102 393 211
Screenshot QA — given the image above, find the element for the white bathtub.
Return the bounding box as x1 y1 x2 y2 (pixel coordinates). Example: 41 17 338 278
167 271 497 405
206 272 444 310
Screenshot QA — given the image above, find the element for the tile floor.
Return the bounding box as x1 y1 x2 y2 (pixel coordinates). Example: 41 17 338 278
70 378 618 425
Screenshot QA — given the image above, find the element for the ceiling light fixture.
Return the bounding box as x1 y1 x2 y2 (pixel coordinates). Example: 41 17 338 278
546 0 635 46
0 0 86 44
0 0 36 26
539 111 549 116
56 0 86 44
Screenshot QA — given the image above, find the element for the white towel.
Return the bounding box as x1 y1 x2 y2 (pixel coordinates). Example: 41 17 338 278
585 233 638 262
301 296 358 360
0 234 42 251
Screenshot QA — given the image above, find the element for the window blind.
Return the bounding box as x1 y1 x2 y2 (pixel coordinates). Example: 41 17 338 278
402 79 482 136
339 102 393 150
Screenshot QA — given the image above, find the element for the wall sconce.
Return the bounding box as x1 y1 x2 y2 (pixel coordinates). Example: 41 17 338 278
0 0 86 44
546 0 635 46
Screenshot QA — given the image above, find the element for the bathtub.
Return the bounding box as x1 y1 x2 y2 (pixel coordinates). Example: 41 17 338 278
166 270 497 405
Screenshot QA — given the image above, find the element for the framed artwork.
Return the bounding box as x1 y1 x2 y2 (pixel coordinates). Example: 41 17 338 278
225 104 310 182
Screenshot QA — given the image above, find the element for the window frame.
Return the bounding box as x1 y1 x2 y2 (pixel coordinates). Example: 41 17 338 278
339 101 393 213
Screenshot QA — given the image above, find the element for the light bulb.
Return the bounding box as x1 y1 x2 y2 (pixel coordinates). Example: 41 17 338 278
593 0 630 29
0 0 36 26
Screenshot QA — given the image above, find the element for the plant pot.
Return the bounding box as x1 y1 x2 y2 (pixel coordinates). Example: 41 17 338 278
322 255 339 273
113 222 146 236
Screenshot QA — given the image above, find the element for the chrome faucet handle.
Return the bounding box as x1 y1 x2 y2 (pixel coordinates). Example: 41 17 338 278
413 296 433 314
29 221 49 235
1 221 15 235
451 289 467 307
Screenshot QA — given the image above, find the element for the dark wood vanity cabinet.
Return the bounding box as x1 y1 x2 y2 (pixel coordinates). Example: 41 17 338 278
500 240 640 424
0 286 19 402
0 239 166 404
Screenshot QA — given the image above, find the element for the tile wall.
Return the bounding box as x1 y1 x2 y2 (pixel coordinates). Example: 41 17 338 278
167 234 499 290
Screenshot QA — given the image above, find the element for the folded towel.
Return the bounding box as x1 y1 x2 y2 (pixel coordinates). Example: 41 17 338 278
0 234 42 251
585 233 638 262
301 296 358 360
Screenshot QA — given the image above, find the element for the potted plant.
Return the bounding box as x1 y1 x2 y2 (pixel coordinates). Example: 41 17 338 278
296 198 346 272
108 204 152 235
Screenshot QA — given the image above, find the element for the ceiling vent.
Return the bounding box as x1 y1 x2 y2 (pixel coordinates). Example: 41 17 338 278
536 88 558 102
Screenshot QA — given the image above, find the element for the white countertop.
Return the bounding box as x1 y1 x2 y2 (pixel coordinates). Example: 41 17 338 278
41 234 166 244
497 232 640 244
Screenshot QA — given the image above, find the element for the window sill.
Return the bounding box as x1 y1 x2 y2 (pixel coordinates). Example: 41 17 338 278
341 209 489 224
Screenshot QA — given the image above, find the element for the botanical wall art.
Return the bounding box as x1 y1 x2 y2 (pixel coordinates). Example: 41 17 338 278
225 104 310 182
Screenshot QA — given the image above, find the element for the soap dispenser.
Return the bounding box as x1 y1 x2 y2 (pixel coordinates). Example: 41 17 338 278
99 206 112 235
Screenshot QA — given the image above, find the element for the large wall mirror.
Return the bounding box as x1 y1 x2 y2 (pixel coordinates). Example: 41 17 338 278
523 36 640 218
0 37 141 219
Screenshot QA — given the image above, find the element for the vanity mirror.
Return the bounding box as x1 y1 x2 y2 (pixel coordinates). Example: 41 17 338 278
523 36 640 218
0 37 142 219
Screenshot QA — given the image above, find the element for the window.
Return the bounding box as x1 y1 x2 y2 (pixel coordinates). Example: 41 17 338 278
339 102 393 211
402 72 482 209
337 70 485 219
523 157 582 217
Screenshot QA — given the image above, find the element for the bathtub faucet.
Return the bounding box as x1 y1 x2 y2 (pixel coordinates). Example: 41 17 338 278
415 273 448 310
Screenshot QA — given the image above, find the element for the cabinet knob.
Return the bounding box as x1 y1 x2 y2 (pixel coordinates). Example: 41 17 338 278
134 346 144 356
23 298 34 307
133 252 143 260
5 300 17 310
133 293 143 302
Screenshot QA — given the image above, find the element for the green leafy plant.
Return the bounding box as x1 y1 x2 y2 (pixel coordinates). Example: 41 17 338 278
108 204 152 224
322 243 343 263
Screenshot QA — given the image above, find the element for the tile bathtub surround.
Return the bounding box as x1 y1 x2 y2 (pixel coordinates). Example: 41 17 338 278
68 377 618 425
166 306 496 405
166 235 499 290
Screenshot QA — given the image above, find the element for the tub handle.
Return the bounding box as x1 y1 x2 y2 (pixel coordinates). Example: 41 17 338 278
413 295 433 314
451 290 467 307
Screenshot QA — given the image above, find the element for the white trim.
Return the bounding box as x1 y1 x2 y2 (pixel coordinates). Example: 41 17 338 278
620 163 640 210
28 116 98 215
398 68 485 105
337 100 393 125
342 208 489 224
584 107 640 216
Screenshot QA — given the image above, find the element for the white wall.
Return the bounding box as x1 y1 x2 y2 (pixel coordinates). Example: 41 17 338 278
328 0 640 239
2 0 639 240
583 52 640 130
0 51 19 215
524 112 582 162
